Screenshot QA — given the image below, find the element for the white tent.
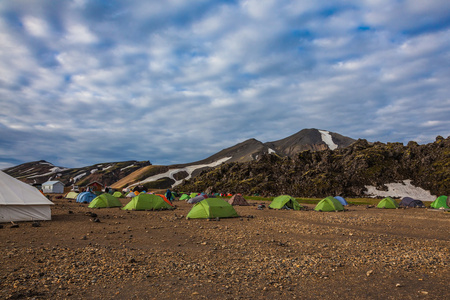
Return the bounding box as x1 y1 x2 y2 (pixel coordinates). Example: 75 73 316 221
0 171 54 223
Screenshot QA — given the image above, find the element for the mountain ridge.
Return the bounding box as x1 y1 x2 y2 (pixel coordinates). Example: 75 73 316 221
4 128 356 191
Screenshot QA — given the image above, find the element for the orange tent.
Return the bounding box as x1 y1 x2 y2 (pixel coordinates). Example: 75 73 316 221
157 194 173 207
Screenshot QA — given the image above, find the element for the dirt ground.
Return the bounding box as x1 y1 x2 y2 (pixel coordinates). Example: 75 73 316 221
1 195 449 299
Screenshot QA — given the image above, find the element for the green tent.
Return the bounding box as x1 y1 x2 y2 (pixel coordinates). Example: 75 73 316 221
377 197 399 209
112 191 124 198
190 192 199 198
269 195 302 210
65 192 79 199
179 194 190 201
186 198 239 219
88 193 122 208
314 196 345 212
430 195 449 209
122 194 174 211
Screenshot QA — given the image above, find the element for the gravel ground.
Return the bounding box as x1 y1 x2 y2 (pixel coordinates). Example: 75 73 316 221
1 196 449 299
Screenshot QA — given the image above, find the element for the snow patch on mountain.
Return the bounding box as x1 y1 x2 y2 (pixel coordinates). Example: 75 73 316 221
364 180 436 201
319 130 338 150
131 157 232 188
28 166 69 178
72 173 87 182
121 164 135 171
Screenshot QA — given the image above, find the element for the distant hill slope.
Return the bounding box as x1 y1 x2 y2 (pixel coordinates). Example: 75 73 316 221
4 160 70 183
176 136 450 199
171 138 276 167
110 165 170 190
3 160 151 188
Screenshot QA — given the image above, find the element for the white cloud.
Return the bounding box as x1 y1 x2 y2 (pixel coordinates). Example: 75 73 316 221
0 0 449 168
64 22 98 44
22 16 49 38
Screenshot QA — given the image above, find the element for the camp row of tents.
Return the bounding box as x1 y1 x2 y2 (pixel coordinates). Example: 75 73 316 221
66 191 175 210
1 168 448 223
69 191 449 221
181 194 445 213
68 189 449 212
66 190 239 219
269 195 449 211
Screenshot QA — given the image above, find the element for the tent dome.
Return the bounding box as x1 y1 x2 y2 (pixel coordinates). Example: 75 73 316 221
65 192 79 199
314 196 344 212
126 192 136 198
399 197 425 208
187 195 206 204
112 191 124 198
179 194 190 201
377 197 399 209
228 194 250 206
0 170 54 222
430 195 449 209
88 193 122 208
76 192 97 203
186 198 239 219
122 194 174 211
269 195 302 210
334 196 348 206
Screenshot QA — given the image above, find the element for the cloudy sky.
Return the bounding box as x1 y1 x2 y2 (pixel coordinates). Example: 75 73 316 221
1 0 449 169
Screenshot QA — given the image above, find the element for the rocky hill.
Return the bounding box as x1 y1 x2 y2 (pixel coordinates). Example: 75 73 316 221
3 160 151 188
265 128 355 156
175 136 450 199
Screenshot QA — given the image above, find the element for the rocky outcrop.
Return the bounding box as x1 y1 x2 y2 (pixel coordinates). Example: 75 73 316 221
176 136 450 198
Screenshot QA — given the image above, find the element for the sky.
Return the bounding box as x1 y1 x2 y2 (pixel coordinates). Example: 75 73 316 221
1 0 450 169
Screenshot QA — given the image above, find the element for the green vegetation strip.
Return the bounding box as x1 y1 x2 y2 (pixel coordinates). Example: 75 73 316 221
224 195 377 206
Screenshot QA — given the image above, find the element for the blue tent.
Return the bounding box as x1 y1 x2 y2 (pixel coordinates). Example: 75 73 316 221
76 192 97 203
334 196 348 206
399 197 425 208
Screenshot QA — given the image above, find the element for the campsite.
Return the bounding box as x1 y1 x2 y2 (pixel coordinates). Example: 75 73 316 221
1 192 449 299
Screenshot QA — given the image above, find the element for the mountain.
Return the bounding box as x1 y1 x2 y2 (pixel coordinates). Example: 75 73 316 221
3 128 356 191
3 160 151 188
176 136 450 199
264 128 355 156
173 138 276 167
101 129 355 190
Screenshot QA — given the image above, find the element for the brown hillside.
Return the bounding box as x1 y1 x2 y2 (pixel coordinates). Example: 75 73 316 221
110 165 169 189
110 166 152 189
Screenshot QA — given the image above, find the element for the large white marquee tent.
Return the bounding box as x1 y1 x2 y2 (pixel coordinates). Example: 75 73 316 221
0 171 54 222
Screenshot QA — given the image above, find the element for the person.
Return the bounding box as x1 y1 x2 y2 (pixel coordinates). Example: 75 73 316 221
166 189 173 203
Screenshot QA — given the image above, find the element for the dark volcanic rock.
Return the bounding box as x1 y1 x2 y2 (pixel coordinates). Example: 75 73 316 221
176 136 450 197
